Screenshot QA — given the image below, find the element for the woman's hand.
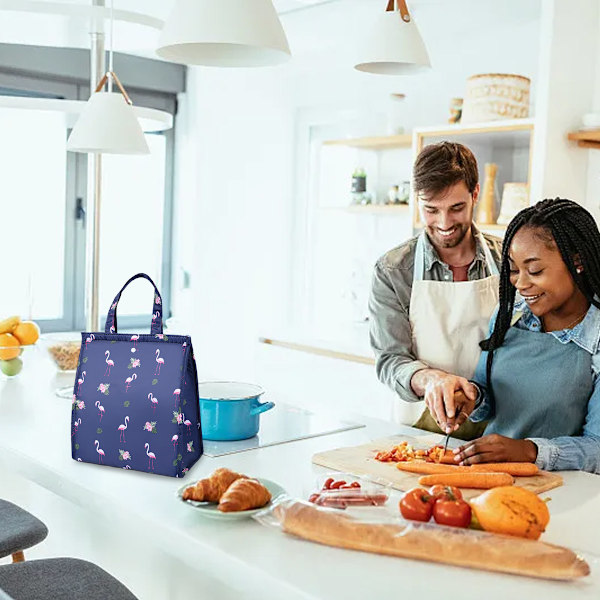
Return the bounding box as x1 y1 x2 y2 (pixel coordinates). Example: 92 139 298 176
453 434 538 465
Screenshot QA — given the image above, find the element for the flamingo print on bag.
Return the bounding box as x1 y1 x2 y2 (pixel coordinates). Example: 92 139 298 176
148 393 158 413
71 417 82 437
181 341 187 355
95 400 105 421
173 388 180 406
118 416 129 442
171 434 178 453
152 311 160 322
84 334 95 350
130 334 139 347
155 349 165 375
125 373 137 392
77 371 86 393
145 443 156 470
182 413 192 434
104 350 114 376
94 440 105 464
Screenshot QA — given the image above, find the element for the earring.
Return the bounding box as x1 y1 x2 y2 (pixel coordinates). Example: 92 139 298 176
576 267 583 273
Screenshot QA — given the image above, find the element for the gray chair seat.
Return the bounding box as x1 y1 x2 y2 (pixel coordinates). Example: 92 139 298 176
0 558 138 600
0 500 48 560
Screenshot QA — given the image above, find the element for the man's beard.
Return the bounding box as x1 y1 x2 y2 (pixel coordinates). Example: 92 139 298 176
428 223 470 249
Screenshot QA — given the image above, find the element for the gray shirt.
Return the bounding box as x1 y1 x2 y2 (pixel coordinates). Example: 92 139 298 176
368 226 502 403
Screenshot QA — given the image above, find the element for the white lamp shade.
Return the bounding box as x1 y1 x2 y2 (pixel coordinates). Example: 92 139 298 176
355 9 430 75
156 0 291 67
67 92 150 155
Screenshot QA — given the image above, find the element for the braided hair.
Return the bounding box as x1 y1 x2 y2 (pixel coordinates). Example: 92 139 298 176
480 198 600 402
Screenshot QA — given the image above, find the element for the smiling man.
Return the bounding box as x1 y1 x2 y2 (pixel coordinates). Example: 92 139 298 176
369 142 502 439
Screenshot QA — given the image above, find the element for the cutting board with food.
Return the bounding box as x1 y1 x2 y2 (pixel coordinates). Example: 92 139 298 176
312 435 563 499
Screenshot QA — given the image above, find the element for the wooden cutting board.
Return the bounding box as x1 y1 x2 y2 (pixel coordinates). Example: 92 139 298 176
312 435 563 499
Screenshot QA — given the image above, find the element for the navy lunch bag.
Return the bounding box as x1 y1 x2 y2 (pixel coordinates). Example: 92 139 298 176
71 273 202 477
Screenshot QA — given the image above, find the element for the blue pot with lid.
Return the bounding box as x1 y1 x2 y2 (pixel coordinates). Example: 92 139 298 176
198 381 275 441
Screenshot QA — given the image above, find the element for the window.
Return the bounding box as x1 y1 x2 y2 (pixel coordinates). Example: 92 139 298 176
0 70 177 333
0 107 68 322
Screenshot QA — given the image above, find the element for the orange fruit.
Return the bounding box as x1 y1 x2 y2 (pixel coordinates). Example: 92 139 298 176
469 486 550 540
0 333 20 360
13 321 40 346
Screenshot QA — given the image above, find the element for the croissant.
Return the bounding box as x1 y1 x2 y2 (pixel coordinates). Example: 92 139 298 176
218 478 272 512
183 468 246 502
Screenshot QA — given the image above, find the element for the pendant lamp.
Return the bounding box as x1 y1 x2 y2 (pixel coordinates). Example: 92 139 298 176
354 0 430 75
67 0 149 154
156 0 291 67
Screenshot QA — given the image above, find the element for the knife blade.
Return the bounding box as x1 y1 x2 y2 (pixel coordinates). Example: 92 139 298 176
442 430 451 454
442 390 467 453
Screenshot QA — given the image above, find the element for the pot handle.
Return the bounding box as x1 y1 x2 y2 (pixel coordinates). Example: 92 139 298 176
250 401 275 416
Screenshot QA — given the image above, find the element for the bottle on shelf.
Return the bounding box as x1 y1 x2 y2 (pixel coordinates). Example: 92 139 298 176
477 163 499 224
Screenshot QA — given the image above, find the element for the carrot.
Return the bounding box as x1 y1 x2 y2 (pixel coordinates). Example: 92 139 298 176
469 463 539 477
439 453 458 465
397 462 538 477
418 472 514 489
396 462 460 475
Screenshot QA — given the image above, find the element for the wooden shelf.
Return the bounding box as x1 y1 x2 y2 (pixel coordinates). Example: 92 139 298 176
323 134 412 150
415 118 535 149
567 129 600 149
321 204 410 214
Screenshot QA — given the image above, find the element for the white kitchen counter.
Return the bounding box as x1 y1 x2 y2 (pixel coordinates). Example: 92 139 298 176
0 353 599 599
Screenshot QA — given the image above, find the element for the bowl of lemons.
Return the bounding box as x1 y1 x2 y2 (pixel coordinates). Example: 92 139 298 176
0 316 40 379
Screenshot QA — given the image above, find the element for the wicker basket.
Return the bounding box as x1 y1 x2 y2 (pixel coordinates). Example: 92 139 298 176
462 73 530 124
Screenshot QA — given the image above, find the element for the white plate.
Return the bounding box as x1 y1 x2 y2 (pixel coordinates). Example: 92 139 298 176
176 477 285 520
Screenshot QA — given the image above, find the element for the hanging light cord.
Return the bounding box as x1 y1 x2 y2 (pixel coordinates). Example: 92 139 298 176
108 0 114 92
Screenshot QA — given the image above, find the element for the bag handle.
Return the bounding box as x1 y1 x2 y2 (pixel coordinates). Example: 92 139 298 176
105 273 163 335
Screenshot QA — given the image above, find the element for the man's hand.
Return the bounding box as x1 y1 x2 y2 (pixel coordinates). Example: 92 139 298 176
453 434 538 464
411 368 478 433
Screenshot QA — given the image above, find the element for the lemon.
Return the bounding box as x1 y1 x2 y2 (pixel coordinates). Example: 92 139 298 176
13 321 40 346
0 316 20 335
0 333 20 360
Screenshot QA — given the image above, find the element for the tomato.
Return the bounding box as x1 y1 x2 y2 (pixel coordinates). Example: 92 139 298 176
399 488 435 522
433 499 472 528
428 485 463 502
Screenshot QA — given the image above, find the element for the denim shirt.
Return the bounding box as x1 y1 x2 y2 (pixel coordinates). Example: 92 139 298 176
471 299 600 473
369 227 502 402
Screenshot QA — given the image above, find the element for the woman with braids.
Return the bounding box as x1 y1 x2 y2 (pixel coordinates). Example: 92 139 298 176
450 198 600 473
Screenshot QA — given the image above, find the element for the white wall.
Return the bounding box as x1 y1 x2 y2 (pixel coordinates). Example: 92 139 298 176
170 0 543 411
584 3 600 221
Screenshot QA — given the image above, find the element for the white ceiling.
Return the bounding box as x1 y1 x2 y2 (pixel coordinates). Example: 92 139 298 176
0 1 539 60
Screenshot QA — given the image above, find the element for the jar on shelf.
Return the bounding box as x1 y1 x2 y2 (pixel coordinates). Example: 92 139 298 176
351 167 371 205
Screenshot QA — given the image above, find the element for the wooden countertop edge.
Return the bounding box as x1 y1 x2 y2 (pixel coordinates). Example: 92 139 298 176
258 337 375 365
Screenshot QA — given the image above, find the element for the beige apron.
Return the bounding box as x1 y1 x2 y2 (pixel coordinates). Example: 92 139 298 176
396 231 499 439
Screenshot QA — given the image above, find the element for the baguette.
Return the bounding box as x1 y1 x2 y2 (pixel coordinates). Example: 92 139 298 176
397 462 539 477
418 473 514 489
275 501 590 580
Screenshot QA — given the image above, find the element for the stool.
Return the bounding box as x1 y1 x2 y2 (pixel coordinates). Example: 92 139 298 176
0 558 139 600
0 500 48 563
